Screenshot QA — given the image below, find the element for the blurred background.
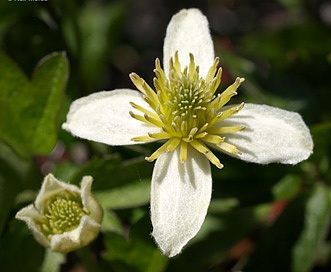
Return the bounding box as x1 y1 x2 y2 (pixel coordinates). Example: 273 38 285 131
0 0 331 271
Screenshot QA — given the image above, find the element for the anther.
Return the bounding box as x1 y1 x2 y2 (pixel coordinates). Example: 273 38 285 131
129 111 135 118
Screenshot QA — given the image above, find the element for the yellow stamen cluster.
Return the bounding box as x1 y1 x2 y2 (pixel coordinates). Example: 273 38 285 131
36 190 90 240
129 52 245 168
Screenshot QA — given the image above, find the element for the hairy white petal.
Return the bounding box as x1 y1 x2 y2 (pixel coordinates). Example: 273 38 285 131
62 89 160 146
163 8 215 78
217 103 313 164
151 146 212 257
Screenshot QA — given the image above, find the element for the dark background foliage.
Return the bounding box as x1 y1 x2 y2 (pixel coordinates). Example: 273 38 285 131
0 0 331 271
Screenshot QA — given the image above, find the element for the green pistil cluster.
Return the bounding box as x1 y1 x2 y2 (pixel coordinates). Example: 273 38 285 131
129 52 245 168
36 190 89 240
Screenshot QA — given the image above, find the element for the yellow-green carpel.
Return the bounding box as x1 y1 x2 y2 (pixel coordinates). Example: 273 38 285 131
36 190 90 239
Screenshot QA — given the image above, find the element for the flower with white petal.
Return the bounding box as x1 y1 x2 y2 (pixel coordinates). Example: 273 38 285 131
16 174 103 253
62 8 313 257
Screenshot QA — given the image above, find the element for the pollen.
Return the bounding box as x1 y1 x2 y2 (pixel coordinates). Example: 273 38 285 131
36 190 90 239
129 52 245 168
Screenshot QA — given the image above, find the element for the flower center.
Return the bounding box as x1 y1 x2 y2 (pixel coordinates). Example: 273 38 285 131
129 52 245 168
164 62 214 137
36 190 90 239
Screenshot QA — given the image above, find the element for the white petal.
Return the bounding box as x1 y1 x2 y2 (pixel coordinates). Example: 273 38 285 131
163 8 214 78
151 146 212 257
62 89 160 146
216 103 313 164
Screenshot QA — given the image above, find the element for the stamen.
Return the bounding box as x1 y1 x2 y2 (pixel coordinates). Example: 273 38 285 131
154 58 167 84
130 102 160 120
205 57 220 83
172 122 180 132
195 132 208 139
130 73 160 110
144 114 163 127
145 142 171 162
148 131 171 140
167 138 181 152
189 53 195 80
218 142 242 155
129 73 147 95
181 120 187 133
129 51 245 169
207 68 222 96
216 77 245 109
197 123 210 134
129 111 160 125
159 114 167 123
131 135 155 142
207 112 223 128
189 127 198 137
211 103 244 125
202 134 225 144
190 140 224 169
153 78 167 102
129 111 146 123
173 51 182 75
145 138 180 162
208 126 246 134
180 141 188 162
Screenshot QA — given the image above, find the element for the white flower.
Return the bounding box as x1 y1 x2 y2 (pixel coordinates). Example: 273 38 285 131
16 174 103 253
62 9 313 257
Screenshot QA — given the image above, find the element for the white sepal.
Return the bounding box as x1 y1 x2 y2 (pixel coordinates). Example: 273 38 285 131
35 173 80 209
15 204 51 248
163 8 215 78
151 146 212 257
50 215 101 253
62 89 160 146
80 176 103 223
217 103 313 164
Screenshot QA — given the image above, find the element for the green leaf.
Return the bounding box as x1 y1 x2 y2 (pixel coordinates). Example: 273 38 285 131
244 184 331 272
103 216 168 272
212 159 286 206
30 53 69 152
0 51 69 157
69 156 153 190
95 178 151 210
79 2 126 90
272 174 301 201
244 194 307 272
241 23 331 70
0 142 38 235
101 210 125 234
310 122 331 161
63 1 127 90
0 220 45 271
292 184 331 272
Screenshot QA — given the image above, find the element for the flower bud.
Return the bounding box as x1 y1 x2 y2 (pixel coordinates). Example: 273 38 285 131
16 174 103 253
